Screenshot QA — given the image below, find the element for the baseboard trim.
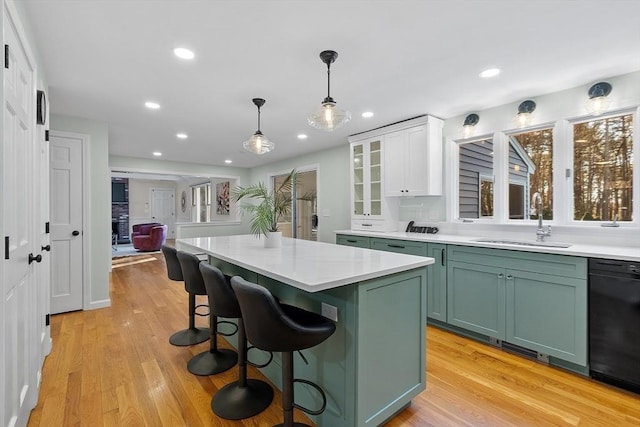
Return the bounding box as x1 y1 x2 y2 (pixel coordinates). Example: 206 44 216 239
87 299 111 310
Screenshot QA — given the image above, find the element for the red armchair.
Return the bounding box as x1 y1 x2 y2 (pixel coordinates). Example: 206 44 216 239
131 223 167 251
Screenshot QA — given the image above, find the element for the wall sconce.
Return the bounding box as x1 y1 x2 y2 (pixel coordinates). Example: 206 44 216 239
462 113 479 138
517 100 536 127
586 81 612 116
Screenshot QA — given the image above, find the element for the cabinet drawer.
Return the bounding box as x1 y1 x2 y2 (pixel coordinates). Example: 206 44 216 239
351 219 389 232
370 238 428 257
447 245 586 279
336 235 370 249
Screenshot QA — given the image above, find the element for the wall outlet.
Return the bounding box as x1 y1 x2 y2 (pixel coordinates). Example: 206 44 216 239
321 302 338 322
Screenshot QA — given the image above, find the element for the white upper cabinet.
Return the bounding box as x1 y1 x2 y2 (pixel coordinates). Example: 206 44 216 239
383 116 443 196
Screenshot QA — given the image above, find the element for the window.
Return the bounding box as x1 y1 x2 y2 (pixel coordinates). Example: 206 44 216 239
480 175 494 217
508 128 553 220
458 138 494 219
573 113 634 221
191 182 211 222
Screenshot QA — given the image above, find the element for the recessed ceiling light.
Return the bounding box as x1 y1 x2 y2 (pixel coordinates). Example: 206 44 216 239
224 159 232 164
361 111 374 118
174 47 195 60
176 133 188 139
479 68 501 78
297 134 308 140
152 152 162 157
145 101 160 109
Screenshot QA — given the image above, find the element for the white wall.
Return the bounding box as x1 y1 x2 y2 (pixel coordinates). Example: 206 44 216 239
249 144 351 244
433 70 640 246
110 156 250 238
443 71 640 140
128 178 176 224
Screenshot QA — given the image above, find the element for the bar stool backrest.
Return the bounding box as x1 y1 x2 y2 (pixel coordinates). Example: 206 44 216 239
199 263 241 319
162 245 183 281
230 276 335 353
176 251 207 295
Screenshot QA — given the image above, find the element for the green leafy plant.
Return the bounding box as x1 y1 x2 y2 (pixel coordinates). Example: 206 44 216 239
232 169 296 237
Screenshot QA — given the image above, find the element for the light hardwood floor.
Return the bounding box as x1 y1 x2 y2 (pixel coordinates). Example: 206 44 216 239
28 253 640 426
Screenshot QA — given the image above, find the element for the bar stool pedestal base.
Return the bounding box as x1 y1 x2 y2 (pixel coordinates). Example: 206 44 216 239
169 327 209 346
212 379 273 420
187 348 237 376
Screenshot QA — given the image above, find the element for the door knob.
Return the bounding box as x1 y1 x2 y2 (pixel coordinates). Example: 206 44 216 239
72 230 80 236
29 253 42 264
41 244 51 252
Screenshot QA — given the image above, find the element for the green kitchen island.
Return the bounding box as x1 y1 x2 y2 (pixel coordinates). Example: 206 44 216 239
177 235 433 427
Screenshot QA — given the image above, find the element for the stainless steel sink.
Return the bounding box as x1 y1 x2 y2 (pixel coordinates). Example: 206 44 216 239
473 238 572 248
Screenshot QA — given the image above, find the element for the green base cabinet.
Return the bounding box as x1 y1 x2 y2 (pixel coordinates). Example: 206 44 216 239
426 243 447 322
447 260 506 337
370 237 428 257
446 245 587 366
506 269 587 366
336 234 370 248
211 255 427 427
339 236 448 323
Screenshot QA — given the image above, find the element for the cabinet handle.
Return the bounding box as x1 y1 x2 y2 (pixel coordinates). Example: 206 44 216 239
506 275 513 280
346 239 358 243
441 248 445 266
362 224 373 227
498 273 504 279
388 244 405 249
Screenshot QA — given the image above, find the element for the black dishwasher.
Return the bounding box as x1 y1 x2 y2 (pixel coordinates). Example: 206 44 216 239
589 258 640 393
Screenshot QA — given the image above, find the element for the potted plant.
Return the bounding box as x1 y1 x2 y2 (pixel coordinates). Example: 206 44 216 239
232 169 296 247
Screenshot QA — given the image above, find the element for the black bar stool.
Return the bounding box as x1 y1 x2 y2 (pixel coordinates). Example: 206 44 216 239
199 263 274 419
231 276 336 427
162 245 209 346
177 251 237 375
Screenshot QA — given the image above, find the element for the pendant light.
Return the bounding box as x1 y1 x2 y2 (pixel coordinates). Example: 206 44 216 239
243 98 274 155
308 50 351 131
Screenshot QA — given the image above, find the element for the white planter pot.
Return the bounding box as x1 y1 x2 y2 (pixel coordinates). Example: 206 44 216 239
264 231 282 248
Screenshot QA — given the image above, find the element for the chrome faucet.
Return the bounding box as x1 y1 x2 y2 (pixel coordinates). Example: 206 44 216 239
532 192 551 242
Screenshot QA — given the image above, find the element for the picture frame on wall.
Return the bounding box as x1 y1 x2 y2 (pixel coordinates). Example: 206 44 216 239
216 181 230 215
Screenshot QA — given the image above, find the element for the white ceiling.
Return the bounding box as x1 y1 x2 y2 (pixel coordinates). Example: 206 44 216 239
21 0 640 169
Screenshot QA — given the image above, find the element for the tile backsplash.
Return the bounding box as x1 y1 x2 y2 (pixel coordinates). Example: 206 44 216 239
399 196 445 221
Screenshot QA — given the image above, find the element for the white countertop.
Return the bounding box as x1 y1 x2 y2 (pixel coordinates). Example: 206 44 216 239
177 235 433 293
335 230 640 262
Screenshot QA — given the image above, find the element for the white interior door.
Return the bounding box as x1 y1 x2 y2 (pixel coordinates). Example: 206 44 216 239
2 5 39 426
49 133 83 314
150 188 175 238
36 111 52 359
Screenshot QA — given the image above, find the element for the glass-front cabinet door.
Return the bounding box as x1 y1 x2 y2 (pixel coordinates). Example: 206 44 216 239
353 144 365 215
351 138 383 218
369 140 381 216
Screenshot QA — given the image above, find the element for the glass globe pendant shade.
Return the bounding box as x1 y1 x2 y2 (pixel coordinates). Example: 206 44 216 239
585 96 611 116
517 112 532 127
308 100 351 131
242 98 274 155
243 130 274 155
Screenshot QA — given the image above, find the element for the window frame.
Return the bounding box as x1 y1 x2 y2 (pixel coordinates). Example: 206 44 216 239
503 124 556 224
566 107 639 226
448 106 639 227
452 134 499 222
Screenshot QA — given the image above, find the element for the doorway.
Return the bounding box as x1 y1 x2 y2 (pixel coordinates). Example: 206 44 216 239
50 132 86 314
272 168 318 241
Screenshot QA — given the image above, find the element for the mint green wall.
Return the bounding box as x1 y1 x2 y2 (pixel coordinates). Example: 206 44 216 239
50 114 110 308
249 144 351 243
